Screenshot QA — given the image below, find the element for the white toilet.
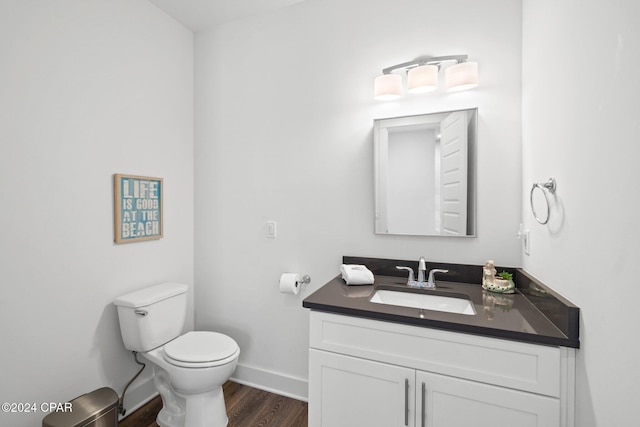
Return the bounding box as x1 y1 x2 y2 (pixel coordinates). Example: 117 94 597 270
114 282 239 427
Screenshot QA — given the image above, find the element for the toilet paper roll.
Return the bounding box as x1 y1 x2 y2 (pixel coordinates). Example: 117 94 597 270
279 273 301 295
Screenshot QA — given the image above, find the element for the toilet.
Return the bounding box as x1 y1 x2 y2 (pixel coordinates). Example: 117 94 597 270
114 282 239 427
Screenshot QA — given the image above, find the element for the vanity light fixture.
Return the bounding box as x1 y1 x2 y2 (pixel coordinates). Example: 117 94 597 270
374 54 478 100
374 73 403 101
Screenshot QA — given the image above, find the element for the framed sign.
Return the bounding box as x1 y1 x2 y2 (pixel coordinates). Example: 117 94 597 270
114 174 163 243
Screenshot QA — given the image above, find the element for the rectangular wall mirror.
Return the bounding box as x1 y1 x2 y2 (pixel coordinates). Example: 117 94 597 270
374 108 477 236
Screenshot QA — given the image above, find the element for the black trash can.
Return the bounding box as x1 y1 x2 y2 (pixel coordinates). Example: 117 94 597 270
42 387 118 427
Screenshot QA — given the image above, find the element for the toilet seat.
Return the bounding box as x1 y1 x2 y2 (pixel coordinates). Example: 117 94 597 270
163 331 239 368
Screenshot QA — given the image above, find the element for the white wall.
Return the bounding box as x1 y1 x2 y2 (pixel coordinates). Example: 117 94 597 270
0 1 193 426
522 1 640 425
194 0 522 398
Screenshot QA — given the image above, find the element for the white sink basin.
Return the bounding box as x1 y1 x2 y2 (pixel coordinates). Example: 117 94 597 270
370 289 476 315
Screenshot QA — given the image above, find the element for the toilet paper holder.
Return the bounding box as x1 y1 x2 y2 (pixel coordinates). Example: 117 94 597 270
297 274 311 285
279 273 312 295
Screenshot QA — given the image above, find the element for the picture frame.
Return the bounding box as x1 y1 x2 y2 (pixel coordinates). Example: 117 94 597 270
113 174 163 244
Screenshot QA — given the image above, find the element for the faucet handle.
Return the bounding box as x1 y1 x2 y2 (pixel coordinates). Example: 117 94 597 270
396 266 415 285
427 269 449 287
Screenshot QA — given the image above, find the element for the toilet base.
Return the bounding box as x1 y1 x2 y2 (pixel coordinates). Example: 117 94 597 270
155 369 185 427
153 367 228 427
182 387 228 427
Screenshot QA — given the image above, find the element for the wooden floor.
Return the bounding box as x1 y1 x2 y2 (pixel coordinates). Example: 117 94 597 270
119 381 308 427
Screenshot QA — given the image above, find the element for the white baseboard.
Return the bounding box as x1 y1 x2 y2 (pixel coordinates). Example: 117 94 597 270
231 363 308 402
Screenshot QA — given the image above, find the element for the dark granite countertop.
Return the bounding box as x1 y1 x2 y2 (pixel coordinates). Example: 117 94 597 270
303 257 580 349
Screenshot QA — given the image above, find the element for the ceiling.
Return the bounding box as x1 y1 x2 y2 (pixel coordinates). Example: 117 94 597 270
148 0 306 32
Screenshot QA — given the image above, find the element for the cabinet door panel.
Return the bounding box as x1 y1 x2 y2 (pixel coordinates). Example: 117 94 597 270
309 349 415 427
417 371 560 427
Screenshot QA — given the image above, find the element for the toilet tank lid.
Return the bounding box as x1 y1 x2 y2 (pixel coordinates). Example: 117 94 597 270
114 282 188 308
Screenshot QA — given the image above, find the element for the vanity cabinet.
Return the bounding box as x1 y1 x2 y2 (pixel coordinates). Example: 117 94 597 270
308 312 575 427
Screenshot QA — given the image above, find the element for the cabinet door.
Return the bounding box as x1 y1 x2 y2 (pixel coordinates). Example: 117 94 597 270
309 349 416 427
416 371 560 427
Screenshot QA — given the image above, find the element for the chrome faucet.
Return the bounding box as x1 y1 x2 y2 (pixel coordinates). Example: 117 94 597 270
427 269 449 288
417 257 427 284
397 257 430 288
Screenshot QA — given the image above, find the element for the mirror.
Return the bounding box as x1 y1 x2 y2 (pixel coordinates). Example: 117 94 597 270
374 108 477 236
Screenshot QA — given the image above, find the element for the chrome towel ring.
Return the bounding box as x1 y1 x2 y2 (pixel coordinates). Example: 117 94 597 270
530 177 556 225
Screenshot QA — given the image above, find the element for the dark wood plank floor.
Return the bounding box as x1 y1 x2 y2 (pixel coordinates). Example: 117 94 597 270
119 381 308 427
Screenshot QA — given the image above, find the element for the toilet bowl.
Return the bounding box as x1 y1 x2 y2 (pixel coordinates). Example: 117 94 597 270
143 332 240 427
115 283 240 427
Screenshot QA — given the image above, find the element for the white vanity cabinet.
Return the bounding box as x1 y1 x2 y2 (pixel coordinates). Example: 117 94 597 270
308 311 575 427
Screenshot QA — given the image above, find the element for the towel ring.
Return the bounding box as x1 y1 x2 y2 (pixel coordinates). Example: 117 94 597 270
530 177 556 225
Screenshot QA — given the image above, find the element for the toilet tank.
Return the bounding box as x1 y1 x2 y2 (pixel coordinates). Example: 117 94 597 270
114 282 188 352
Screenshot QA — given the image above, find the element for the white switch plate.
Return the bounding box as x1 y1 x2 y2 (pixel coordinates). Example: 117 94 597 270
524 230 530 255
266 220 277 238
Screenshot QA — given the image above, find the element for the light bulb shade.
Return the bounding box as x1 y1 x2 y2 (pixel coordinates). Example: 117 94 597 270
374 74 402 100
445 61 478 92
407 64 438 93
